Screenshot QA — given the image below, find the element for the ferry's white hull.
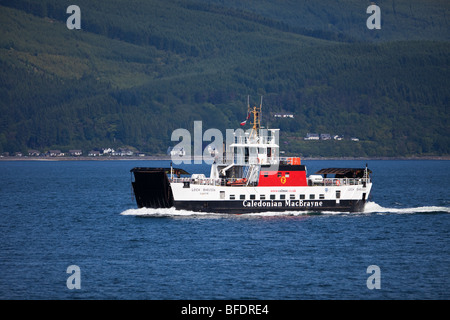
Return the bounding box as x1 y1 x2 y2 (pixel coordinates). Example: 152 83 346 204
170 183 372 213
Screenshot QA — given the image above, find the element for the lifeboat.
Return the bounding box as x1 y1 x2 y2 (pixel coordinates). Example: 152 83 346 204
227 178 248 186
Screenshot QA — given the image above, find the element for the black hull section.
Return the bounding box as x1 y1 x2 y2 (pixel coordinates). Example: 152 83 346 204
174 199 366 214
131 168 174 208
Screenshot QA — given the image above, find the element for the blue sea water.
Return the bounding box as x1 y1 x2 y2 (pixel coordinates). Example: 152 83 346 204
0 159 449 300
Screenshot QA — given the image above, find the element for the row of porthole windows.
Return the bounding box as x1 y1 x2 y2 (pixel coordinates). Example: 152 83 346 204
227 194 327 200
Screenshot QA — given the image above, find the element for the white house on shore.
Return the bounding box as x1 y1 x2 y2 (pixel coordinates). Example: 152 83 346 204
69 150 83 156
88 150 101 157
28 150 40 156
48 150 64 157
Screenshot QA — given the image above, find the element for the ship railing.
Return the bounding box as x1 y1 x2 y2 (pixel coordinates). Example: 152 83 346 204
171 177 226 186
317 178 371 186
170 177 255 186
219 156 281 165
170 177 371 187
171 177 218 185
233 135 277 145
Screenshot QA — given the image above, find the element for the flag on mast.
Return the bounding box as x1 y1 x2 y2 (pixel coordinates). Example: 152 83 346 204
240 112 251 126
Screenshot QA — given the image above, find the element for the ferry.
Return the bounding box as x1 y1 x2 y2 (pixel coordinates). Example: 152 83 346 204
131 100 372 213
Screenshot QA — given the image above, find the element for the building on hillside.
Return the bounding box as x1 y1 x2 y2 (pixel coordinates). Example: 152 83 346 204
304 133 319 140
274 113 294 118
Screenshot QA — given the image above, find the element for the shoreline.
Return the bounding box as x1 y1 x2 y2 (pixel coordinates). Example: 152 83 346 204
1 155 449 161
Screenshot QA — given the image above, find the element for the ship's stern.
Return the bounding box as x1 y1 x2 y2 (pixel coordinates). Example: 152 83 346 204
130 168 174 208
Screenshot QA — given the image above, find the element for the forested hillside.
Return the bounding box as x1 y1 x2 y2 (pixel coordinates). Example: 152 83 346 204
199 0 450 42
0 0 449 157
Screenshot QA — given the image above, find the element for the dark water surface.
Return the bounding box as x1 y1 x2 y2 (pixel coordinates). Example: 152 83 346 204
0 160 448 299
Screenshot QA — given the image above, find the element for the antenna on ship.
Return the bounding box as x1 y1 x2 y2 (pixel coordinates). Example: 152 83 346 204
260 95 263 128
248 95 263 141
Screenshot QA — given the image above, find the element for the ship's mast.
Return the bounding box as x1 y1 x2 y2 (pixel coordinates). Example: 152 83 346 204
249 96 262 141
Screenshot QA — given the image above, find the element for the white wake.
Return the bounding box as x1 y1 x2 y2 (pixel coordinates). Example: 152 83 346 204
120 207 310 218
121 202 450 218
120 207 218 217
363 201 450 214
